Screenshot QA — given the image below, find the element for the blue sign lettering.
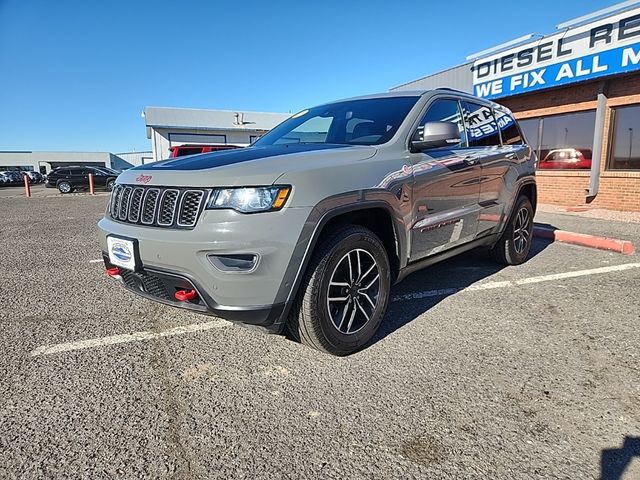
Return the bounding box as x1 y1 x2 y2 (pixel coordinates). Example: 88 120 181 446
475 41 640 99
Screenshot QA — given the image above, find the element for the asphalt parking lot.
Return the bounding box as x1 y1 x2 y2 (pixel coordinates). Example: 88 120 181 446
1 194 639 479
0 183 111 199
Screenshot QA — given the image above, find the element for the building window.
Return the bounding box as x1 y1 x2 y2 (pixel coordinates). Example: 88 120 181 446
608 104 640 171
518 118 540 154
537 110 596 170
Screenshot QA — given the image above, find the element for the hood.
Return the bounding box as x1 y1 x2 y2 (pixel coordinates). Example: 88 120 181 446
116 144 377 187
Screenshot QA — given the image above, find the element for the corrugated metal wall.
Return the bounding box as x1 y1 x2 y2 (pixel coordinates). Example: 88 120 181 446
390 63 474 92
114 151 154 167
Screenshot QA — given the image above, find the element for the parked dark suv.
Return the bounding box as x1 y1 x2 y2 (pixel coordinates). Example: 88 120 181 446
46 166 119 193
100 89 537 355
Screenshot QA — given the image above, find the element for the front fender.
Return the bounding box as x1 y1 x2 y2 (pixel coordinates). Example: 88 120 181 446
271 190 408 326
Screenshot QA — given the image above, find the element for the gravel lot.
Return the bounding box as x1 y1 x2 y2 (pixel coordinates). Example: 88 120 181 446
1 194 639 479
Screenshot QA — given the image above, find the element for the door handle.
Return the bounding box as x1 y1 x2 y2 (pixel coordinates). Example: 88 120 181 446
463 155 479 165
506 152 518 160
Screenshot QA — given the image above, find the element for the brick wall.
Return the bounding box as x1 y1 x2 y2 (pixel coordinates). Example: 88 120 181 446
499 72 640 212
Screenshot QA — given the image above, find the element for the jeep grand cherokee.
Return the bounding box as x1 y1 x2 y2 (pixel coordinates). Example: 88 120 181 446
99 89 536 355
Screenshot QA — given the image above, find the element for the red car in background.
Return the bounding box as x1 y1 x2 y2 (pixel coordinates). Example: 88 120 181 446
169 144 242 158
538 148 592 169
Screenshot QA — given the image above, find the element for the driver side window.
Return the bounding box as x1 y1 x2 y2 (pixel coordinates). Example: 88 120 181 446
418 99 467 148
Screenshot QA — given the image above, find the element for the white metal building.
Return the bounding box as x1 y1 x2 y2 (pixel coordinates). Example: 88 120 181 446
143 107 290 161
115 151 154 167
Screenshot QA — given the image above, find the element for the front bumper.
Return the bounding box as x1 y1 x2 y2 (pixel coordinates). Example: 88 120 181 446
98 206 313 330
102 255 285 331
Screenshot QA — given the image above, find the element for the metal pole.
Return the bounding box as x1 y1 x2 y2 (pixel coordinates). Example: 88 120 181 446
23 174 31 197
587 88 608 201
88 173 95 195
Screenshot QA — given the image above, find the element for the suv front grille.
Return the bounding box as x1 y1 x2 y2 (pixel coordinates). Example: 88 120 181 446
109 185 208 229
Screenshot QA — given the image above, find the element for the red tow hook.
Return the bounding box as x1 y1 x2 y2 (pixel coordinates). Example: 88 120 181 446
106 267 121 278
175 289 198 302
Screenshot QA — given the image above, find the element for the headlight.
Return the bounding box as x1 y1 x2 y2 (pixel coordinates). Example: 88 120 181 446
206 186 291 213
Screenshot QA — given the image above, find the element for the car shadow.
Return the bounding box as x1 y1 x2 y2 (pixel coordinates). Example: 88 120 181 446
534 222 559 231
601 436 640 480
369 237 552 346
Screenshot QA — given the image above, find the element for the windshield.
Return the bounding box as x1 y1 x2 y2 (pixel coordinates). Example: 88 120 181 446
254 96 419 147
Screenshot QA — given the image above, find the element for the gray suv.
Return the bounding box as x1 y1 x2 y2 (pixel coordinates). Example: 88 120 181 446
99 89 536 355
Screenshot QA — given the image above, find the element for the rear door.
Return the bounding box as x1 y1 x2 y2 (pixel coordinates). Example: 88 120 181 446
409 97 481 260
462 101 516 238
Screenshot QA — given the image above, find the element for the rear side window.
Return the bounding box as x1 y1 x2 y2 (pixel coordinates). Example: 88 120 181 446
55 169 70 176
417 99 467 148
494 109 524 145
463 101 500 147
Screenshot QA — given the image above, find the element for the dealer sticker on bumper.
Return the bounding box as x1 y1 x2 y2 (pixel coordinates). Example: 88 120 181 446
107 236 137 271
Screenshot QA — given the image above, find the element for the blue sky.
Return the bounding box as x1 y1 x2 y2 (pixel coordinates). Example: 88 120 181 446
0 0 616 152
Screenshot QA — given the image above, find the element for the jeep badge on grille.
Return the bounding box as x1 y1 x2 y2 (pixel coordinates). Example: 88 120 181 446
136 174 152 184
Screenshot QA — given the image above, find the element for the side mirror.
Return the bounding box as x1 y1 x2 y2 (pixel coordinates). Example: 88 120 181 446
411 121 461 151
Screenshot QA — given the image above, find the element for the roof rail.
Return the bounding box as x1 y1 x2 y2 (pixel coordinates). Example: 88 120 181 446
435 87 471 95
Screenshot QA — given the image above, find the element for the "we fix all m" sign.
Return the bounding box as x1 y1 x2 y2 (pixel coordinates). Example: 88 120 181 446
473 7 640 99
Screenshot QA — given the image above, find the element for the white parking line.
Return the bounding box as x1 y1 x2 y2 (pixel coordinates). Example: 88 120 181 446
30 263 640 357
88 259 103 264
31 320 230 357
392 263 640 302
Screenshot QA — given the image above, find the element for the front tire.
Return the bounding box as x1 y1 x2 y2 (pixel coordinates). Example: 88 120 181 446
287 225 391 356
490 195 534 265
106 179 115 191
57 181 73 194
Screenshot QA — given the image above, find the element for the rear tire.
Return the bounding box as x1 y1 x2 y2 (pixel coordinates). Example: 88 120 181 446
287 225 391 356
106 179 116 191
490 195 534 265
57 181 73 194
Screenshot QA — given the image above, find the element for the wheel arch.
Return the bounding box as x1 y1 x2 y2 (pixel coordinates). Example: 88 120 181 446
518 181 537 213
319 205 401 278
493 179 537 245
274 198 406 327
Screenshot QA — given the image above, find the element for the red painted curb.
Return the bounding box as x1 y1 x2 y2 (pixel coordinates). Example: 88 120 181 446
533 227 636 255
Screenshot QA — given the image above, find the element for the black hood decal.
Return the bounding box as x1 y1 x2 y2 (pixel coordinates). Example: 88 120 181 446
137 144 352 171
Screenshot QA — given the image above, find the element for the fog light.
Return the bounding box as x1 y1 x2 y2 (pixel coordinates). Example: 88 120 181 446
208 253 258 273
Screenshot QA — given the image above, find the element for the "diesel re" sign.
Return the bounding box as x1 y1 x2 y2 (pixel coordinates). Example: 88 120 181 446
473 8 640 99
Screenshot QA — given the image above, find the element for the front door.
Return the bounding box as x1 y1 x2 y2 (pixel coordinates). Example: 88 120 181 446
91 169 108 187
409 98 481 261
71 168 90 188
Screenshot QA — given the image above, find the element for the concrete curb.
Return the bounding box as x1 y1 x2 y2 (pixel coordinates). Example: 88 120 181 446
533 227 636 255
